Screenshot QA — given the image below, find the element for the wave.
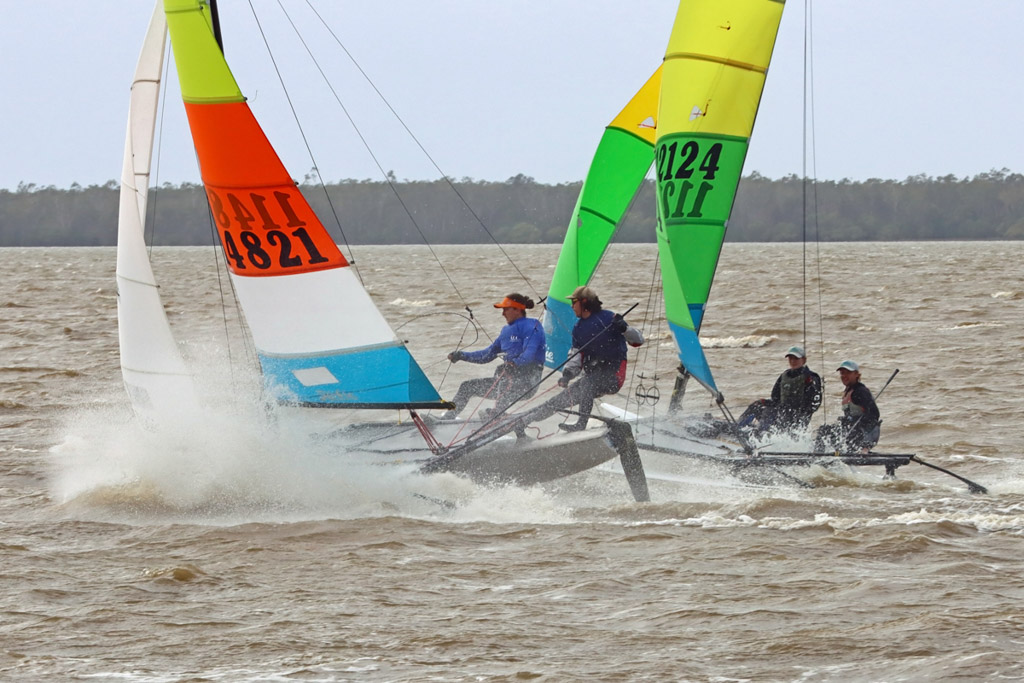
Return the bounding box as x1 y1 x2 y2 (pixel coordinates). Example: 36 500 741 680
700 334 775 349
945 321 1004 330
389 298 435 307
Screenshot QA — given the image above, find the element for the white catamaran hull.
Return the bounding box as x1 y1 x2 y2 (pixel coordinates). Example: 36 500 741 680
315 415 620 488
595 404 804 488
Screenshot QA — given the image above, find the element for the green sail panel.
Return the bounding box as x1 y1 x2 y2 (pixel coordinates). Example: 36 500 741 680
544 68 661 368
655 0 785 392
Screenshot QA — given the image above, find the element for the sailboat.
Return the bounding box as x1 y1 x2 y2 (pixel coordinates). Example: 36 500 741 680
558 0 986 494
116 0 649 498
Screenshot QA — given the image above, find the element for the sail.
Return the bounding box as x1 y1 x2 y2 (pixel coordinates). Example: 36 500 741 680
655 0 784 392
117 2 200 417
163 0 446 409
543 68 662 369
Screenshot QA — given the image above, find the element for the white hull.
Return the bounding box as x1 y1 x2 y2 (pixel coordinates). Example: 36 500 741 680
595 403 810 488
295 411 621 488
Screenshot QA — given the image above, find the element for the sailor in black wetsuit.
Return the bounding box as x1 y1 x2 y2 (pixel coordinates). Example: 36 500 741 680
814 360 881 452
524 286 643 432
738 345 822 436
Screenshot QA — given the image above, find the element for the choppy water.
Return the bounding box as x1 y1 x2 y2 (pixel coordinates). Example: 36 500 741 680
2 242 1024 681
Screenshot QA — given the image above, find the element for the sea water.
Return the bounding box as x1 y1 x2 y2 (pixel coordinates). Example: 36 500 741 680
2 242 1023 681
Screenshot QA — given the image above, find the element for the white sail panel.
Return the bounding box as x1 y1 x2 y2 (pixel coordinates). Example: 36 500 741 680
229 268 398 354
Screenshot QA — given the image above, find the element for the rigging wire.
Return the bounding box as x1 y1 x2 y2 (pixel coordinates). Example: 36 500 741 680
246 0 362 280
626 233 663 398
146 49 172 258
625 243 666 444
267 1 502 338
802 0 828 422
300 0 541 302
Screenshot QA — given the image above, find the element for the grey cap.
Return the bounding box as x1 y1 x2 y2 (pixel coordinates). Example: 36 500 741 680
784 345 806 358
836 360 859 372
568 285 597 301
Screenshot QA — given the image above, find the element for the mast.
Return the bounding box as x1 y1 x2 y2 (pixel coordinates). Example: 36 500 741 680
209 0 223 53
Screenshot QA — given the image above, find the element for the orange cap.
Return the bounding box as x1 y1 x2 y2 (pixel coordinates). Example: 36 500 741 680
493 297 527 310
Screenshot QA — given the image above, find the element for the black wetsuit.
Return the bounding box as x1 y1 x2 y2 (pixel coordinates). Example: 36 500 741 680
815 381 881 451
738 366 822 435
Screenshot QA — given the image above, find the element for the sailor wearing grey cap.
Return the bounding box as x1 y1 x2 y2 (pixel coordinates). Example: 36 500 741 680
518 286 643 432
814 360 881 453
735 344 822 437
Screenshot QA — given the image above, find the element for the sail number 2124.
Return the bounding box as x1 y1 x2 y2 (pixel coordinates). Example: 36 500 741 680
656 140 723 221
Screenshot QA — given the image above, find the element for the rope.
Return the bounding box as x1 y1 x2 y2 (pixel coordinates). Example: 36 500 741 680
300 0 541 301
802 0 827 423
249 1 363 278
625 248 664 430
393 311 485 390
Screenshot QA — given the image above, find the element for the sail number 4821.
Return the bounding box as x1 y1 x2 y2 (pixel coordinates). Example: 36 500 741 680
206 188 331 272
656 140 723 220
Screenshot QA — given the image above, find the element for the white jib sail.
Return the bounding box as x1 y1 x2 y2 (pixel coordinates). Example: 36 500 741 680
116 1 199 417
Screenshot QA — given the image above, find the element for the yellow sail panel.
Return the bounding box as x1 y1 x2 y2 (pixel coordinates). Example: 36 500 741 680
666 0 784 67
660 0 783 139
658 63 768 139
608 65 662 146
164 0 244 104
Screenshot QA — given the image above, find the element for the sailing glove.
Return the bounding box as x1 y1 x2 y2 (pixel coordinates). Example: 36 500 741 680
611 314 628 334
558 371 575 387
448 351 464 363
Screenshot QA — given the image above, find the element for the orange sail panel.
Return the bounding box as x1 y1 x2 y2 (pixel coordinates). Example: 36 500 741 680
183 103 346 277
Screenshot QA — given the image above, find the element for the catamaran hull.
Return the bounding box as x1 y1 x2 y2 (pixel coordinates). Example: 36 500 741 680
441 428 619 487
320 418 619 487
596 404 817 488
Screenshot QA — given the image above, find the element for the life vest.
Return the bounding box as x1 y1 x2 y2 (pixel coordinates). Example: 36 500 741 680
842 388 865 419
777 369 807 406
572 310 627 366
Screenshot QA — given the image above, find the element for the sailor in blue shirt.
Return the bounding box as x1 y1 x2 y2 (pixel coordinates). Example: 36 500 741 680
442 293 546 419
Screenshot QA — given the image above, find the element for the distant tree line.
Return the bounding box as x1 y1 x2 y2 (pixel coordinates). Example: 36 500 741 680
3 169 1023 247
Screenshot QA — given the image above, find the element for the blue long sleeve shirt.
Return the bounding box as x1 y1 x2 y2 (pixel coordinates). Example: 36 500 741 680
460 317 546 367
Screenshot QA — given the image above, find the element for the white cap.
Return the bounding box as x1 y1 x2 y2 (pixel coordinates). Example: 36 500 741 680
836 360 859 372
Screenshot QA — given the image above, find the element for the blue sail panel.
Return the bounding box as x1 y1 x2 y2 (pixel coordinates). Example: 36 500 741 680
668 321 717 393
543 297 577 369
259 343 446 408
688 303 706 331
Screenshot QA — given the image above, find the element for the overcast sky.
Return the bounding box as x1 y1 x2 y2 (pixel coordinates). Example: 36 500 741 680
2 1 1023 190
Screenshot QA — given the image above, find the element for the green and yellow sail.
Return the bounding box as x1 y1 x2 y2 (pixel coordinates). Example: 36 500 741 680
655 0 784 392
544 68 661 368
